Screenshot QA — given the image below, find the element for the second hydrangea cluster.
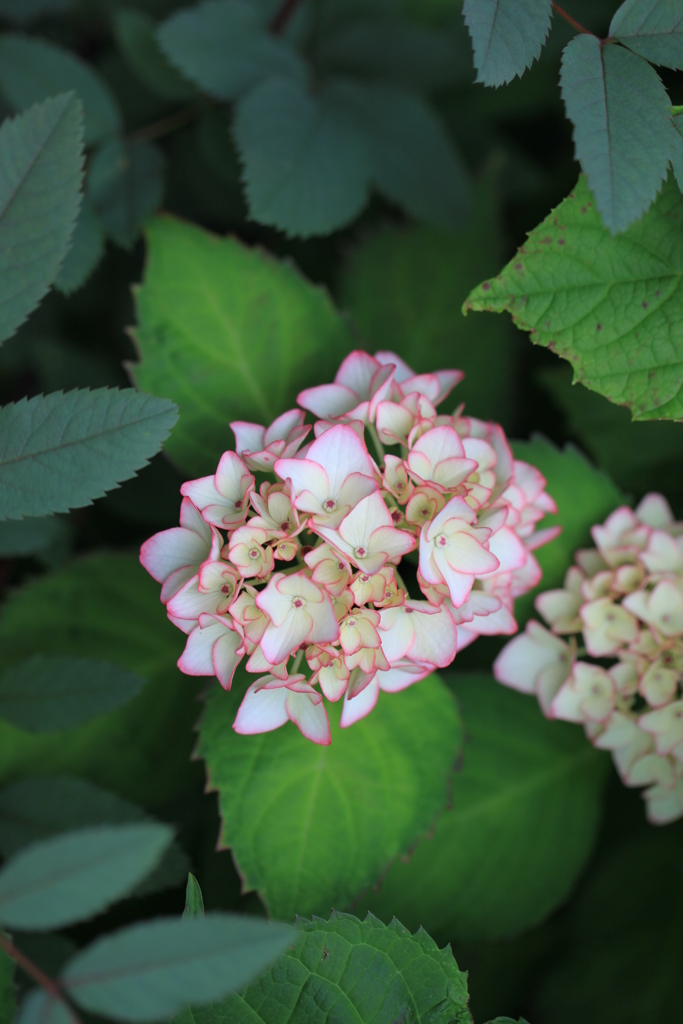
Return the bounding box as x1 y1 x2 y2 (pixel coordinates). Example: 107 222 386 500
495 494 683 824
141 350 558 744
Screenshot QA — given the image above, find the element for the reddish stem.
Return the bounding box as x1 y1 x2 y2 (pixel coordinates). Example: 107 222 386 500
551 2 592 34
269 0 303 34
0 933 82 1023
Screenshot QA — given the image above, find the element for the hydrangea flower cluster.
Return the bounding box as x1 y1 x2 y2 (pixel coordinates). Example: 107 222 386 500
494 494 683 824
141 350 558 745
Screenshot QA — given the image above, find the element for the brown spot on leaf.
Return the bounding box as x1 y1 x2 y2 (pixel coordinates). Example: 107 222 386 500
482 282 491 291
642 301 648 309
558 239 566 245
596 324 602 331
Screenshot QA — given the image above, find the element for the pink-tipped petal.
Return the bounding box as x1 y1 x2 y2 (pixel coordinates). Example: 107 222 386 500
340 675 380 727
233 683 289 735
285 690 331 744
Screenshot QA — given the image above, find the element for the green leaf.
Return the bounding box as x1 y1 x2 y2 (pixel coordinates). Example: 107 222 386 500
233 76 371 237
114 7 195 101
465 174 683 419
0 553 199 807
0 655 146 732
184 912 471 1024
338 171 516 424
0 94 84 346
510 436 624 623
672 114 683 191
0 515 69 558
342 82 471 230
539 365 683 503
0 388 178 520
314 15 462 92
0 33 121 144
55 199 105 295
462 0 552 86
197 672 461 921
62 914 294 1022
0 938 16 1024
537 830 683 1023
88 140 165 250
559 34 673 233
356 673 608 942
0 823 172 930
0 0 69 23
183 874 205 919
610 0 683 70
157 0 306 101
16 990 73 1024
129 216 353 475
0 776 189 897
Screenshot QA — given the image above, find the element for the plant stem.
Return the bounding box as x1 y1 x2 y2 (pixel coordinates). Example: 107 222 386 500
0 933 82 1023
291 648 304 673
367 423 386 465
269 0 303 34
551 2 592 35
128 104 202 146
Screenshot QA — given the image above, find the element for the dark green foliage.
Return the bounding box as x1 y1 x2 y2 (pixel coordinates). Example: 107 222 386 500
560 35 673 232
0 656 146 732
114 7 196 102
0 389 178 519
88 140 166 249
0 939 15 1023
62 915 295 1021
0 824 172 929
183 874 205 919
610 0 683 70
177 912 471 1024
55 200 106 295
463 0 552 86
0 94 84 346
0 34 121 144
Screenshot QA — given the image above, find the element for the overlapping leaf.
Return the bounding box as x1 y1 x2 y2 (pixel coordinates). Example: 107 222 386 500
177 912 471 1024
465 175 683 419
62 915 294 1022
0 824 172 929
88 140 165 249
560 34 673 232
16 990 71 1024
463 0 552 86
0 388 178 520
0 94 84 346
0 515 69 558
157 0 306 101
197 673 461 921
114 7 195 101
55 200 105 295
0 775 189 896
357 674 608 942
610 0 683 70
130 216 353 474
0 553 196 806
0 655 146 732
0 34 121 144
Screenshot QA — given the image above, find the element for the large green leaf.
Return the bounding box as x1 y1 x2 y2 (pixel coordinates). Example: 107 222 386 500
510 436 624 623
462 0 552 86
178 912 471 1024
0 775 189 897
0 389 178 520
233 76 371 237
610 0 683 70
0 552 200 806
129 216 354 474
0 94 83 346
0 823 171 929
157 0 306 101
537 828 683 1023
197 672 461 921
356 673 608 942
62 915 294 1022
0 34 121 144
338 174 518 425
0 656 146 732
88 140 166 250
16 990 73 1024
0 515 69 558
559 34 673 233
465 175 683 420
